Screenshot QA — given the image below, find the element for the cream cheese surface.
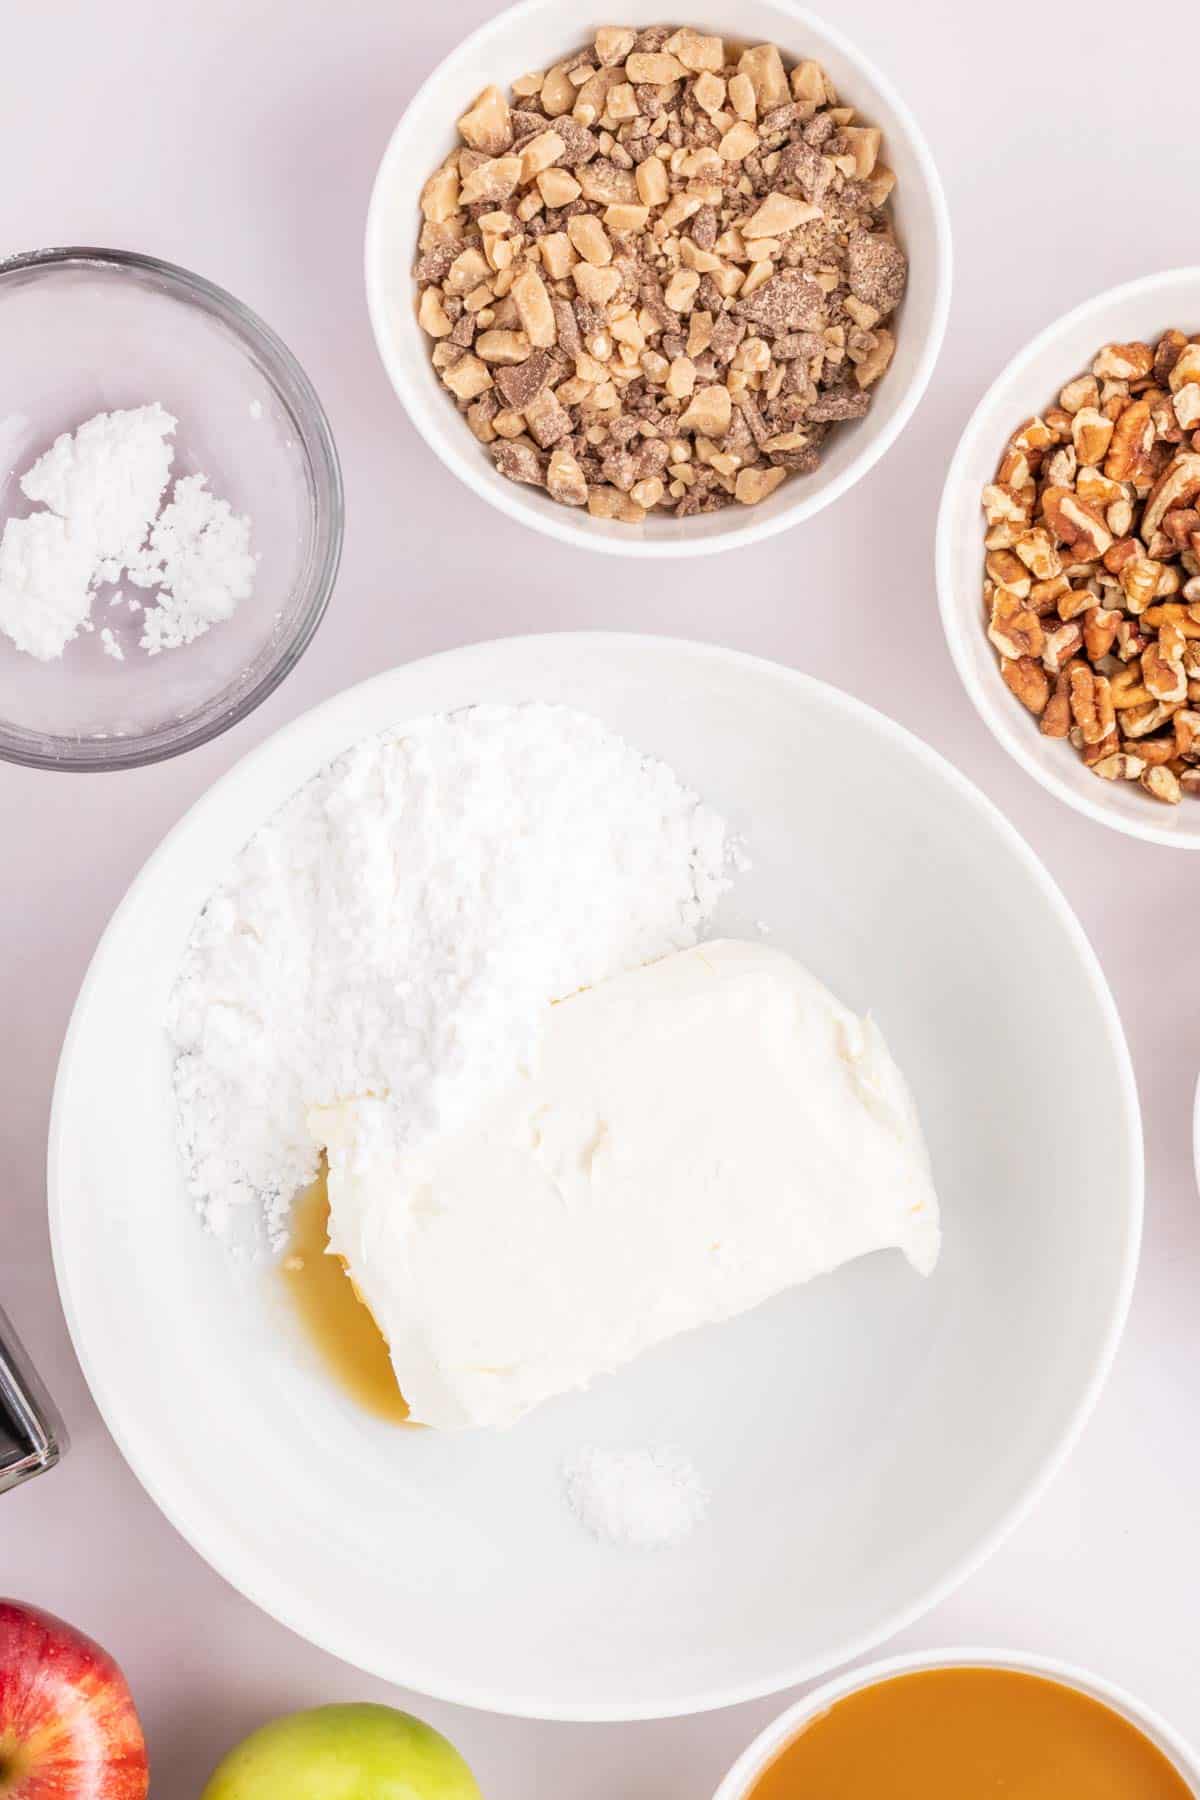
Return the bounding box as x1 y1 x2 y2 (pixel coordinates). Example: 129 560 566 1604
313 939 941 1431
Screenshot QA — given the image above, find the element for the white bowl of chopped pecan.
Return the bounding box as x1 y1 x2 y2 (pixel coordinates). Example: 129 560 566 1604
938 269 1200 847
365 3 951 555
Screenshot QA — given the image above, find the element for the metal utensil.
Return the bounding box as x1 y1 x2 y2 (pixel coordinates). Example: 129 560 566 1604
0 1301 65 1494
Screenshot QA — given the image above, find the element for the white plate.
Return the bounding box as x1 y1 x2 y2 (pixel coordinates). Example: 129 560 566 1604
49 634 1141 1721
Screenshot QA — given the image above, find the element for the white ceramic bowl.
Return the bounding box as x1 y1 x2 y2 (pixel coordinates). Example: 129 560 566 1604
50 635 1140 1720
714 1648 1200 1798
937 267 1200 849
365 1 951 558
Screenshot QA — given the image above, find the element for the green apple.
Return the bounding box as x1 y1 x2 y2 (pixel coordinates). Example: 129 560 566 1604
199 1703 482 1800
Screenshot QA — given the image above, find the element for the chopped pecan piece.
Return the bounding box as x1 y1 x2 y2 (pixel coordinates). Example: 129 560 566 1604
1071 407 1114 465
1141 764 1183 804
1104 398 1155 485
1083 606 1122 661
988 591 1045 661
1143 626 1189 703
1093 752 1146 782
986 549 1032 596
1001 657 1050 715
1142 452 1200 541
1041 486 1112 560
1014 527 1062 581
1040 668 1074 738
1068 664 1115 744
1129 733 1178 767
1092 342 1154 381
1174 710 1200 760
1042 622 1083 675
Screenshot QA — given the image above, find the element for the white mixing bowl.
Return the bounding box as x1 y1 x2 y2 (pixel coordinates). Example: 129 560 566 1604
50 635 1140 1719
365 0 951 557
937 267 1200 849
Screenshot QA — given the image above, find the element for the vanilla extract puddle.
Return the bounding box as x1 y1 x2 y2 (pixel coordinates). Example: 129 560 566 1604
280 1169 410 1423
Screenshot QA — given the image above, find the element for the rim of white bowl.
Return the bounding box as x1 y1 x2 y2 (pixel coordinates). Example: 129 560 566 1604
713 1646 1200 1797
364 1 953 559
48 635 1142 1721
936 265 1200 850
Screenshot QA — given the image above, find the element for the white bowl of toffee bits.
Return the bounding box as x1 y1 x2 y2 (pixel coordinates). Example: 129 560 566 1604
365 1 951 556
938 267 1200 847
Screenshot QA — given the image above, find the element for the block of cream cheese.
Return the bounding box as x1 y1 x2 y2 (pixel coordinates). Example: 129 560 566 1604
312 939 941 1430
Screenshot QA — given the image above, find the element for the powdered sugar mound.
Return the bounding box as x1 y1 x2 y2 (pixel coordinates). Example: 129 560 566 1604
0 512 95 660
21 404 175 583
0 405 254 662
169 705 737 1243
0 411 173 659
131 474 256 653
563 1446 709 1549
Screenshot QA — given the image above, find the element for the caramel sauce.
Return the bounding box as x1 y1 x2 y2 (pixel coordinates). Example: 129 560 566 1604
748 1669 1191 1799
280 1169 409 1423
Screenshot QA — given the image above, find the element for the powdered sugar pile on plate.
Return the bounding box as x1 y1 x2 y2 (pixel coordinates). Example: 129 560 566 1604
169 703 739 1244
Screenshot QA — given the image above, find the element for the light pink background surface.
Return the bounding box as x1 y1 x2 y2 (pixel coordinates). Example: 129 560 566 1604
3 1 1199 1793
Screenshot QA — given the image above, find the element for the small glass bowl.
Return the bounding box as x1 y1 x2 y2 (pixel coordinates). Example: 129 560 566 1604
0 248 343 771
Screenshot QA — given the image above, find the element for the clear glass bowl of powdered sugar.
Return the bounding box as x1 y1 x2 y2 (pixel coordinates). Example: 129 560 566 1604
0 248 342 770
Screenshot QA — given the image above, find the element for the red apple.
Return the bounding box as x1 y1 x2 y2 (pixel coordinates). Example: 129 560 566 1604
0 1601 148 1798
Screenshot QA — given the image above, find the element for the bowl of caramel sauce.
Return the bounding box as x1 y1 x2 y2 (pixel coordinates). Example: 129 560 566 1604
716 1650 1198 1800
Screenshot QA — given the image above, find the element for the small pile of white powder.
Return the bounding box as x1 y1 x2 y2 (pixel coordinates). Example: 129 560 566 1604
0 511 96 661
0 405 254 662
170 703 737 1242
19 402 176 587
562 1447 709 1549
130 474 256 654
